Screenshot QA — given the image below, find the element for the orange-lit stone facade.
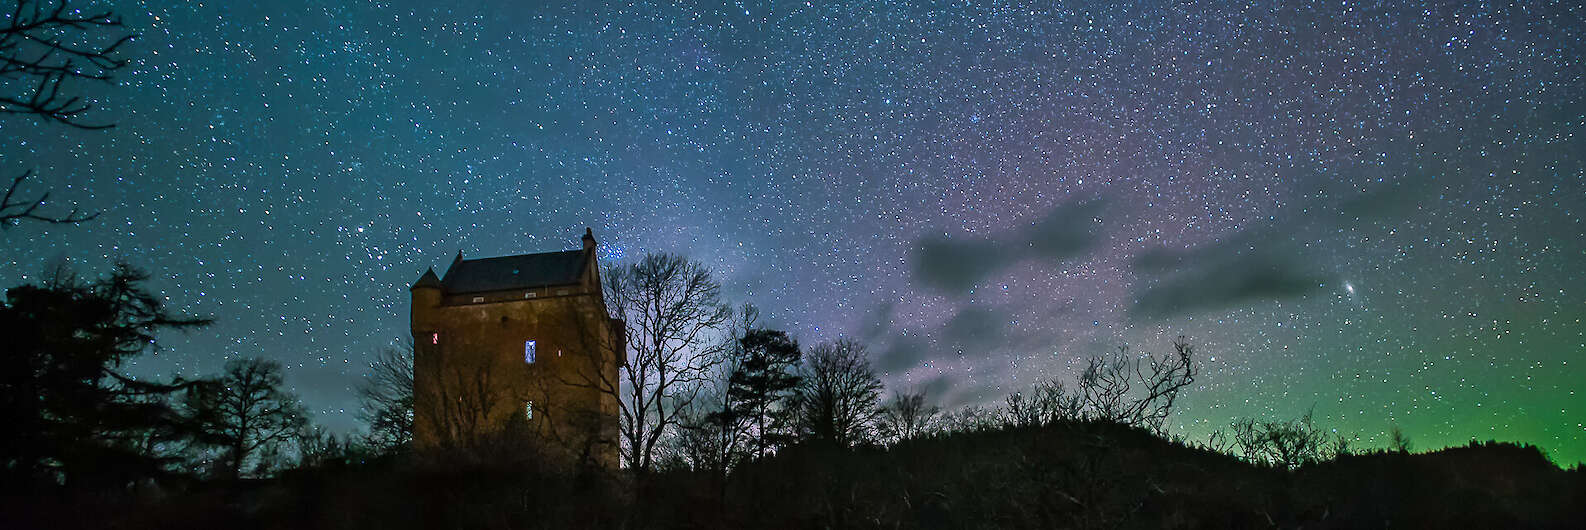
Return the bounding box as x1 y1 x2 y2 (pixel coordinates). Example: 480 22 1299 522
410 231 622 467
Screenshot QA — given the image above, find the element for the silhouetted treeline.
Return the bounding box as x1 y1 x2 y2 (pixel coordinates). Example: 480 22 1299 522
0 264 341 489
11 420 1580 529
5 253 1584 529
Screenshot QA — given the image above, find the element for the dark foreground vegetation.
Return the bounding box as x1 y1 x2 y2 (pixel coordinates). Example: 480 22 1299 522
3 250 1581 529
5 422 1582 530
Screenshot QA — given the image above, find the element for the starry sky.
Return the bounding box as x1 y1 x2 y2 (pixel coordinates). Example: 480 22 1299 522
4 1 1583 463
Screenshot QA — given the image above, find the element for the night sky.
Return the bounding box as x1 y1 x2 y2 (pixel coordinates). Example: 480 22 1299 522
5 1 1583 463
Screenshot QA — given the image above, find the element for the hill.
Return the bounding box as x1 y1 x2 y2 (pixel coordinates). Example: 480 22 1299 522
10 421 1583 529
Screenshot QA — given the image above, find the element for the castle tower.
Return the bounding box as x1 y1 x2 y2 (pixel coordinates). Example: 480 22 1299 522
410 228 624 467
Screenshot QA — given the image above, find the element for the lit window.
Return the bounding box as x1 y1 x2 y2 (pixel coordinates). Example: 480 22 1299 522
431 332 439 345
525 400 534 420
524 340 537 363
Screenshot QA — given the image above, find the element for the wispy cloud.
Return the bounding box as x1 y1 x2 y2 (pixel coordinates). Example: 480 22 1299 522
911 198 1106 295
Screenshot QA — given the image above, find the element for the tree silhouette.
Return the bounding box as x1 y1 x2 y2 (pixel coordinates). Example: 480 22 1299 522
413 356 518 456
875 389 941 443
182 358 308 479
294 424 368 470
1 0 131 228
676 304 757 476
1076 336 1197 432
1230 409 1334 469
358 343 413 454
1390 424 1413 453
790 338 883 448
726 328 801 459
1000 379 1082 428
598 253 730 474
1 0 129 126
0 262 208 491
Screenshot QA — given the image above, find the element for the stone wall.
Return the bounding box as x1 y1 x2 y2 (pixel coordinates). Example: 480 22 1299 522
410 273 620 467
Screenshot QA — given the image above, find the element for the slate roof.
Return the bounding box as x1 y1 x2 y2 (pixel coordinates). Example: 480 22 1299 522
438 249 589 293
410 268 442 290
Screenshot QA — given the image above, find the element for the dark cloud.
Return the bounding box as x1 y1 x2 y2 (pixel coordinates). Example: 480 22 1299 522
912 238 1005 294
1130 222 1272 276
911 198 1106 294
1132 256 1328 319
1020 198 1108 259
857 300 897 342
941 306 1009 352
1334 176 1436 221
918 374 956 403
1131 246 1190 274
877 333 929 373
1128 176 1436 319
1129 205 1330 319
1129 206 1331 319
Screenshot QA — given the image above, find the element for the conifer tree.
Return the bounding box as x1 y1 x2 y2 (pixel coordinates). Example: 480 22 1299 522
0 262 209 491
726 328 801 459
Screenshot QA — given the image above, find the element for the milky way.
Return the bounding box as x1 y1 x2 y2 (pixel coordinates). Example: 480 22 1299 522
4 1 1582 463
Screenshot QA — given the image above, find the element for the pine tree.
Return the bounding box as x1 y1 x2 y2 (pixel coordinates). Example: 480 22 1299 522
0 262 209 491
726 328 801 459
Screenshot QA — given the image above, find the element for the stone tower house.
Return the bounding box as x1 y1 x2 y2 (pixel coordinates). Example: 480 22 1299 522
409 228 624 467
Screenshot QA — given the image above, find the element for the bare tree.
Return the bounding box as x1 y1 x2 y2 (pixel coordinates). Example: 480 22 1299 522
598 253 731 474
939 404 999 434
1000 379 1082 428
791 338 883 448
1230 409 1331 469
1077 336 1197 432
182 358 308 479
2 170 96 227
357 343 413 453
676 304 757 475
294 424 357 469
1202 429 1235 454
415 359 512 453
1389 424 1412 453
1 0 131 228
1 0 129 126
672 391 733 472
875 389 941 444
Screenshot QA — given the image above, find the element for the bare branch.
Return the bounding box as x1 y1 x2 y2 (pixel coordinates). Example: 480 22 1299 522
556 253 730 475
790 338 883 448
0 170 98 228
876 388 942 444
0 0 131 128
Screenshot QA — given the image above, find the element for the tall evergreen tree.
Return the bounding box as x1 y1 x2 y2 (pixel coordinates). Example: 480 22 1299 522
726 328 801 459
0 262 209 491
